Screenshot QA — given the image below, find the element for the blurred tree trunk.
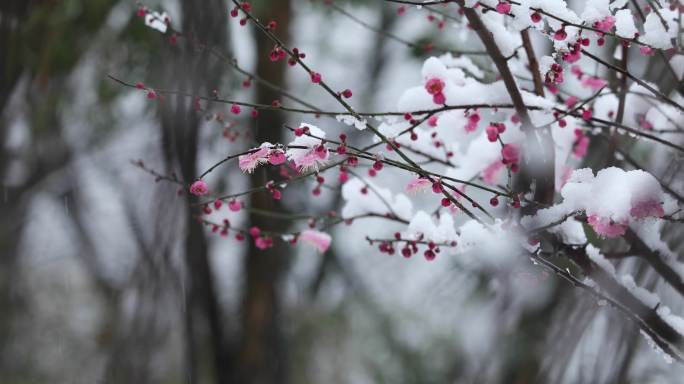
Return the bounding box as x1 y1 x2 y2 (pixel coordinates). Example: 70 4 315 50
0 1 29 370
0 80 73 379
237 1 292 383
156 1 230 382
363 3 395 110
1 2 124 381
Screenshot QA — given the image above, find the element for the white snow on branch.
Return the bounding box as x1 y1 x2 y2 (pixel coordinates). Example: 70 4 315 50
341 177 413 221
144 11 168 33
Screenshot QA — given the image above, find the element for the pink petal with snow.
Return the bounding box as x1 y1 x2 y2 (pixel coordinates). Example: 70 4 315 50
406 177 432 194
239 147 270 173
299 230 332 252
630 199 664 219
481 160 505 185
587 215 628 238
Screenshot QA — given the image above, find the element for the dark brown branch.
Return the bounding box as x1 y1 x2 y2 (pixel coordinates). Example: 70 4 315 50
606 44 630 166
521 30 545 98
460 3 555 208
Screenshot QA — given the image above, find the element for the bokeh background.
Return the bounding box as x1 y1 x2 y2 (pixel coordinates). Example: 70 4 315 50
2 0 684 383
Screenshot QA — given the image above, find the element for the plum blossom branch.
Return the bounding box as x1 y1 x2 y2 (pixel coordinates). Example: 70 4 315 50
110 73 539 117
568 111 684 153
327 1 488 56
581 49 684 114
232 0 485 222
131 159 184 185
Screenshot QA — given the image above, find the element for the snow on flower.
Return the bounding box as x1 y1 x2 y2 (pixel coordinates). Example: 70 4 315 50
406 211 457 244
336 114 367 130
523 168 675 239
299 229 332 252
286 123 329 171
456 219 521 268
587 215 628 238
643 11 677 49
629 199 665 219
614 9 637 38
581 0 612 25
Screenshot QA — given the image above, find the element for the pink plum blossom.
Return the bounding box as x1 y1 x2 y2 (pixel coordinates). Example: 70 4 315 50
424 77 445 95
581 76 607 90
299 229 332 252
255 236 273 250
293 146 329 171
640 46 655 56
406 177 432 194
486 124 499 142
481 160 505 184
563 50 581 64
570 65 583 78
425 77 446 105
587 215 628 238
229 200 241 212
496 1 511 14
239 146 270 173
189 180 208 196
268 150 287 165
465 110 480 132
432 92 446 105
565 96 578 108
572 130 589 158
638 115 653 130
501 144 519 164
286 124 330 171
630 199 664 219
554 29 567 41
